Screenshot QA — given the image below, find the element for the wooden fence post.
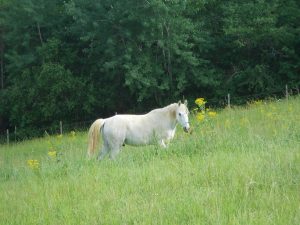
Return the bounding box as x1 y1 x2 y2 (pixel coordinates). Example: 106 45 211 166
6 129 9 145
227 93 231 108
286 84 289 100
14 126 17 142
60 121 63 135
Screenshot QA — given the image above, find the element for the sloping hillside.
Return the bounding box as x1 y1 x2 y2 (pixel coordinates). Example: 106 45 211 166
1 97 300 225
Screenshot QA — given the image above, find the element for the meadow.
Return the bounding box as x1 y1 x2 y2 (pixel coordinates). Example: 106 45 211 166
0 97 300 225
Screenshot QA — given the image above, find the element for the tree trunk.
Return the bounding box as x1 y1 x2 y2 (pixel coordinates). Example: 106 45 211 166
37 22 44 45
0 28 4 89
164 22 173 93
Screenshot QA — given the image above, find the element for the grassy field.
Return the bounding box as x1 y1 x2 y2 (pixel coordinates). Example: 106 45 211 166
1 97 300 225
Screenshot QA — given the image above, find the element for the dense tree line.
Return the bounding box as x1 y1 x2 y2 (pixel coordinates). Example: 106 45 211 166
0 0 299 136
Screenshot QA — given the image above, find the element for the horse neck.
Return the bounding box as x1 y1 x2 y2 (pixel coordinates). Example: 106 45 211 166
151 103 177 129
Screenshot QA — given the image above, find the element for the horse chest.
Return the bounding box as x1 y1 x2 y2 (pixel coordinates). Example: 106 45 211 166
166 128 176 140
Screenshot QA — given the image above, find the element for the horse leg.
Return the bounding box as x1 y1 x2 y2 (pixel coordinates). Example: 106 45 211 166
109 146 121 160
159 139 167 148
97 144 109 160
160 130 175 148
105 125 125 160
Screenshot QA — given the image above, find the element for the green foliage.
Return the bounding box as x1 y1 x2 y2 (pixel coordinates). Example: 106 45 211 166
0 0 299 136
2 63 89 136
222 0 300 95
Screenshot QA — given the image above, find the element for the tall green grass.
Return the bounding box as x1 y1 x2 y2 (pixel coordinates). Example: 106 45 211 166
1 97 300 225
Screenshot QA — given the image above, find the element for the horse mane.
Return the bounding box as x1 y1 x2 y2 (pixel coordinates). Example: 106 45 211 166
148 103 178 120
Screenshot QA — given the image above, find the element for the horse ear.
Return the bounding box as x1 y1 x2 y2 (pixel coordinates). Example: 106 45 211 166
178 100 182 106
184 100 188 106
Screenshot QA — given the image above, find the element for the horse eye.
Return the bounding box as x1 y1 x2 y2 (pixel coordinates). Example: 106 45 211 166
178 113 182 116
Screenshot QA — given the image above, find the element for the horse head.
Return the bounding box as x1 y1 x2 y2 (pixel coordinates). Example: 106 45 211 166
176 100 190 133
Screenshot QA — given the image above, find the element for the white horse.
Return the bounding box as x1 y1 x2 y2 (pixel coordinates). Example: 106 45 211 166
87 100 190 160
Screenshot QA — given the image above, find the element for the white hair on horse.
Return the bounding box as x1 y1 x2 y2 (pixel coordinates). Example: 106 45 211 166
87 100 190 160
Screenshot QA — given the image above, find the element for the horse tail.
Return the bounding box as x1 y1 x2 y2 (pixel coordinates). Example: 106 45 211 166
87 119 105 157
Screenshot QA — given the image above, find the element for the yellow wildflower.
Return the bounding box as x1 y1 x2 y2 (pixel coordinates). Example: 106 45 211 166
195 98 206 107
208 111 217 117
196 113 205 122
48 150 57 158
27 159 39 169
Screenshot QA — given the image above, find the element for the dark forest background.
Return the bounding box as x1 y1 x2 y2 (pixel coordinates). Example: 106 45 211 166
0 0 299 137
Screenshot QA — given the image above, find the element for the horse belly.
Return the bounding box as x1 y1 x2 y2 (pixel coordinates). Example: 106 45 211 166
124 127 154 146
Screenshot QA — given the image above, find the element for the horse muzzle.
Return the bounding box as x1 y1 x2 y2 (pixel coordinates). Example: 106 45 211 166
183 126 190 133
